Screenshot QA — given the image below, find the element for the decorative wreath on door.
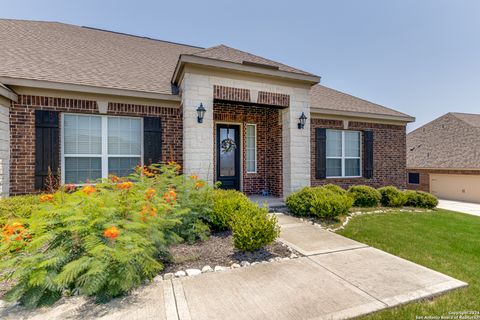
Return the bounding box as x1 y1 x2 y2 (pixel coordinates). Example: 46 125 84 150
221 129 237 153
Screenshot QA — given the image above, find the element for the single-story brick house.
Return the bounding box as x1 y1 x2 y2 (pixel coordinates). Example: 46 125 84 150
407 112 480 203
0 19 414 198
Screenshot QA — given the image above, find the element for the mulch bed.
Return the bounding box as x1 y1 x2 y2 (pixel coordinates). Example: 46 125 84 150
0 232 295 298
162 231 294 274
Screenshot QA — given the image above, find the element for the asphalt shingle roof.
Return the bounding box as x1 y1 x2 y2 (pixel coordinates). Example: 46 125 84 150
311 85 413 119
407 112 480 169
0 19 412 121
190 45 315 76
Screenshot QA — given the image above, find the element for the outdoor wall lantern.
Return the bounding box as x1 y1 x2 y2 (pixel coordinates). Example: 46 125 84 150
298 112 307 129
196 103 206 123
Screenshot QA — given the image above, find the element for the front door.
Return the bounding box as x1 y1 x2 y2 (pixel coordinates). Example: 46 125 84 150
216 124 240 190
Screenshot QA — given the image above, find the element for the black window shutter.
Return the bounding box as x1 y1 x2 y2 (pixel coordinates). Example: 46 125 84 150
315 128 327 179
363 130 374 179
144 117 162 165
35 110 60 190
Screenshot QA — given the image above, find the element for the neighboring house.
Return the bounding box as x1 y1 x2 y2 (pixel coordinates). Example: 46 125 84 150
407 112 480 203
0 19 414 198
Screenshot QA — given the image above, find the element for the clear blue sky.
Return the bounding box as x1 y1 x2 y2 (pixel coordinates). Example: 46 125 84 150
2 0 480 131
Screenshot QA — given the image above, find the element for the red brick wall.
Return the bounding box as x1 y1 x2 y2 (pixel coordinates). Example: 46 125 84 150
213 103 283 197
10 95 182 195
311 118 407 189
406 169 480 192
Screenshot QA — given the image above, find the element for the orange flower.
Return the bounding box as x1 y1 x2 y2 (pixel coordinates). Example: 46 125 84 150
168 161 181 172
195 181 205 190
2 222 29 244
163 189 177 205
81 185 96 195
118 181 133 190
140 205 157 220
39 194 54 202
190 175 198 180
103 226 120 240
145 188 156 200
110 175 121 183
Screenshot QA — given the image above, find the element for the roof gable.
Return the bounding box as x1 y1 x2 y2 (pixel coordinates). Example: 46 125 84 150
407 113 480 169
190 45 315 76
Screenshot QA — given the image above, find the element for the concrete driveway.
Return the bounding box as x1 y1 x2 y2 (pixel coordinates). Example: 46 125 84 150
438 199 480 216
0 213 467 320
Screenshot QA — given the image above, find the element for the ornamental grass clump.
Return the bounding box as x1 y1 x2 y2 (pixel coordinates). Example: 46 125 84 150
0 163 213 307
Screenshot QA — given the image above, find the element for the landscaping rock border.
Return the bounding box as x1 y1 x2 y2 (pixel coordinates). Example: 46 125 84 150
161 244 301 280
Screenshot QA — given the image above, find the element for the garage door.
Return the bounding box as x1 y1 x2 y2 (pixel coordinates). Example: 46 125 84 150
430 174 480 203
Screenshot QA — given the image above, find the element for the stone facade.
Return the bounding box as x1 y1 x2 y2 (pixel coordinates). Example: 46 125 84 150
0 101 9 197
213 103 282 196
310 118 407 189
181 68 311 197
9 95 182 195
406 169 480 192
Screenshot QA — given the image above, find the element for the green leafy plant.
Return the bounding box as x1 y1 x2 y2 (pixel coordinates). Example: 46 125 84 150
0 163 213 307
0 195 40 225
323 184 347 195
404 190 438 209
378 186 407 207
231 206 280 252
310 188 353 218
207 190 252 230
285 187 318 217
348 185 381 207
286 187 353 218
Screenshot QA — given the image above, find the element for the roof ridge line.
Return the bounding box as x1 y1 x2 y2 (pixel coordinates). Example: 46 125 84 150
80 26 205 49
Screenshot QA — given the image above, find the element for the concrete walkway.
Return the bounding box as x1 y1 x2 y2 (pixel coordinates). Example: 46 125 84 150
438 199 480 216
0 213 467 320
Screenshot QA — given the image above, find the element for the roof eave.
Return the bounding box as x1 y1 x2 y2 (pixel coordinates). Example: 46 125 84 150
311 107 415 123
0 77 180 102
0 83 18 102
172 54 321 86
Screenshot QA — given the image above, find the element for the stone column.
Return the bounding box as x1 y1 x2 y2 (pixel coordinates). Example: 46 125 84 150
0 102 10 197
180 73 215 182
282 88 311 197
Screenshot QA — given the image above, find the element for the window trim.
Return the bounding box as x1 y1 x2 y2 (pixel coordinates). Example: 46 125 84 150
408 172 420 185
326 129 362 178
245 123 257 174
61 113 144 185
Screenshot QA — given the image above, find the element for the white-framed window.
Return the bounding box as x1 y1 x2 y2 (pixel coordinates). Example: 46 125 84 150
62 114 143 184
246 124 257 173
326 129 361 178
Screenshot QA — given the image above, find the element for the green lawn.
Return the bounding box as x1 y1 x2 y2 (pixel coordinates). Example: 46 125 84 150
337 209 480 320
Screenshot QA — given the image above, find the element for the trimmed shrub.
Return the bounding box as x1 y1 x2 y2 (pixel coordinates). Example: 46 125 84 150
286 187 353 218
285 187 317 217
347 185 381 207
378 186 407 207
323 184 347 195
404 190 438 209
0 163 213 307
231 206 280 252
310 188 353 218
208 190 252 230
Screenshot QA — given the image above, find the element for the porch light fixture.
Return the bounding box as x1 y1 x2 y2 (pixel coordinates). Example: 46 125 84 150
196 103 206 123
298 112 307 129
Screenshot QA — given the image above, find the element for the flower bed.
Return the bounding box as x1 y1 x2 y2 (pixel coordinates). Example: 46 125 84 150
0 163 281 307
